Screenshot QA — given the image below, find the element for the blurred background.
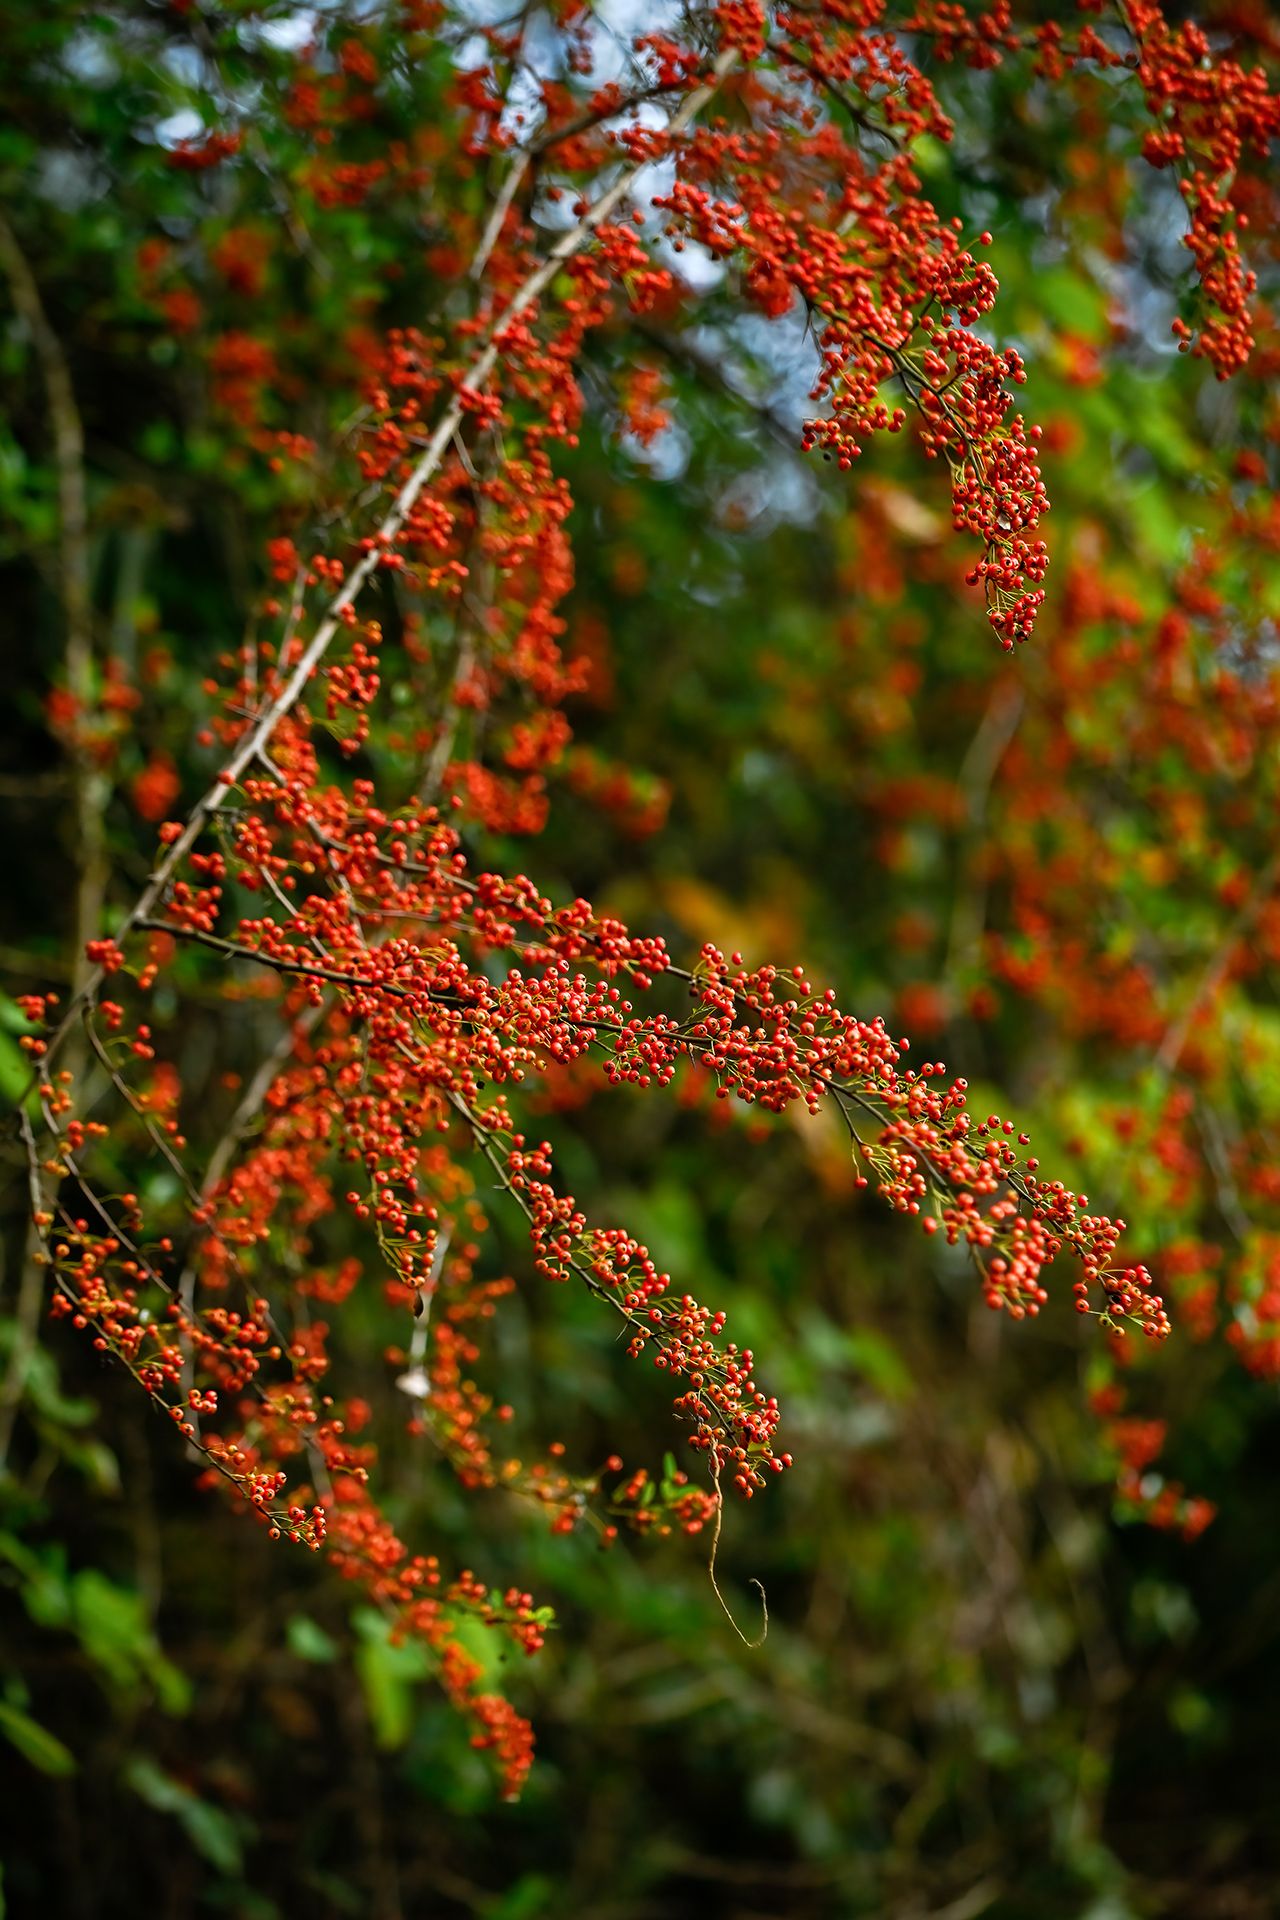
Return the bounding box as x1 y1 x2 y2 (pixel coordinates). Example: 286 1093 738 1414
3 3 1280 1916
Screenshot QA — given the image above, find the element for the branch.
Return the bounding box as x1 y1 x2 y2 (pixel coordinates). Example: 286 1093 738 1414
775 43 903 151
35 45 742 1079
0 213 109 1463
0 213 108 1016
470 152 530 283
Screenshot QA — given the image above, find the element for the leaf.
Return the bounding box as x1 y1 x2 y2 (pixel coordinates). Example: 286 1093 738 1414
0 996 38 1109
0 1700 76 1777
841 1329 913 1401
0 1532 72 1630
125 1757 244 1876
481 1873 557 1920
34 1426 121 1495
353 1607 429 1749
69 1569 192 1712
1035 267 1107 344
19 1342 98 1428
452 1611 507 1691
71 1570 154 1691
286 1614 339 1664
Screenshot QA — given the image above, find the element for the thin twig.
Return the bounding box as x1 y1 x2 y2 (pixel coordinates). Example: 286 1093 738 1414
0 214 105 1463
776 42 903 150
706 1455 768 1648
470 152 530 282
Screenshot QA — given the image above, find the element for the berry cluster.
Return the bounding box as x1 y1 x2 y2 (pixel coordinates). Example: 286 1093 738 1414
21 0 1266 1792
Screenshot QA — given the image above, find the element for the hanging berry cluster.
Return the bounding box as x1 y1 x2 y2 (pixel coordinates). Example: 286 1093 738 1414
19 0 1274 1793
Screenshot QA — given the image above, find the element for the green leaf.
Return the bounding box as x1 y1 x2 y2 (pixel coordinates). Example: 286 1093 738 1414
0 1532 73 1630
841 1329 912 1401
286 1614 339 1664
69 1570 192 1712
353 1607 429 1749
452 1611 507 1691
0 1700 76 1777
33 1426 120 1495
19 1342 98 1428
71 1570 154 1690
1035 267 1107 344
0 995 38 1108
481 1873 556 1920
125 1757 244 1876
